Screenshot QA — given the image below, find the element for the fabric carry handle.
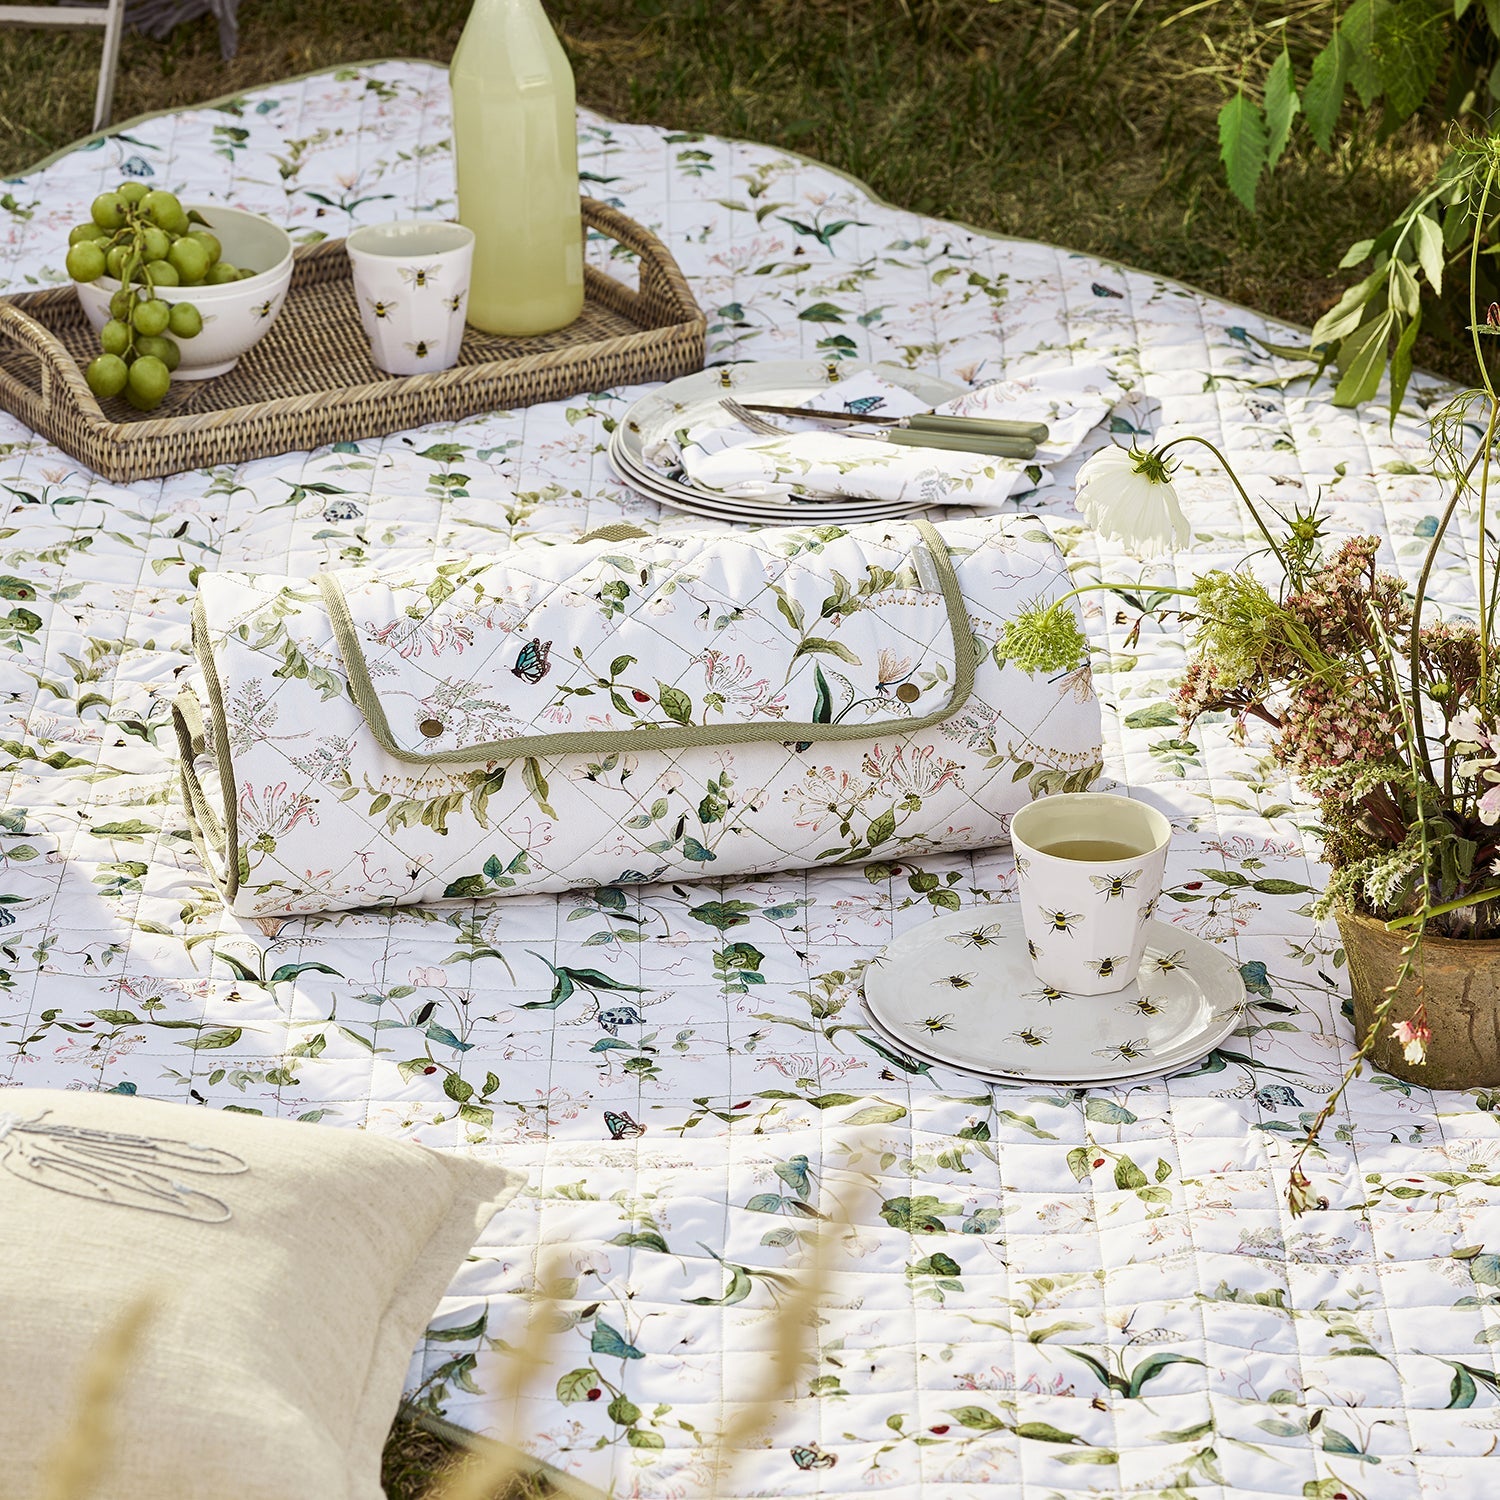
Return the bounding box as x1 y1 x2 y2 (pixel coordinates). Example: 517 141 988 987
315 518 979 767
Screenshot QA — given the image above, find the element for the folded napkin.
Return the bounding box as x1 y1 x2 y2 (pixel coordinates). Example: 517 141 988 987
675 364 1123 505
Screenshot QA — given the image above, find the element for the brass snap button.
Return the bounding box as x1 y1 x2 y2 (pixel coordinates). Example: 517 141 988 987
419 718 444 738
895 683 920 703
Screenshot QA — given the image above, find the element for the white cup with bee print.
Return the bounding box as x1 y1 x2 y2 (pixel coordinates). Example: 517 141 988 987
1009 792 1172 996
346 220 474 375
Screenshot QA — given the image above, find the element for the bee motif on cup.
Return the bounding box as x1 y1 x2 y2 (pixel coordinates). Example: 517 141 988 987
1089 954 1129 981
446 291 465 314
251 298 274 320
367 297 398 320
1089 869 1141 900
399 264 438 288
1044 909 1082 935
405 340 433 360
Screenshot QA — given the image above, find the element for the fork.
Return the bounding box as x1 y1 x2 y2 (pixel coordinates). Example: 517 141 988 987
719 398 1037 459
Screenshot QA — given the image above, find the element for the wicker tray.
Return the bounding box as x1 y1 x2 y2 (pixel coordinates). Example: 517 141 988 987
0 198 705 483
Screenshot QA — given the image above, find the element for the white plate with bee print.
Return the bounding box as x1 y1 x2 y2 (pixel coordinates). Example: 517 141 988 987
615 359 965 484
856 997 1215 1090
862 905 1244 1085
607 430 930 526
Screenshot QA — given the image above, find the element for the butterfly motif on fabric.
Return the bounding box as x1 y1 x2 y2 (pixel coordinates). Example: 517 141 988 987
0 1110 248 1222
604 1109 645 1140
791 1443 837 1470
510 638 552 685
1091 281 1125 298
841 395 885 415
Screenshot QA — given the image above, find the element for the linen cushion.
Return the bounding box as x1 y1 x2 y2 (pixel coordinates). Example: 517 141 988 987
0 1088 520 1500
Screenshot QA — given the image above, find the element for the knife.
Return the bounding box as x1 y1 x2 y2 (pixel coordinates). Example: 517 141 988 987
741 402 1050 444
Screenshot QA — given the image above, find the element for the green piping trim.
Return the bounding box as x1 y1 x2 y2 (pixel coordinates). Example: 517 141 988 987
316 519 977 765
171 684 234 907
172 684 225 849
188 597 241 903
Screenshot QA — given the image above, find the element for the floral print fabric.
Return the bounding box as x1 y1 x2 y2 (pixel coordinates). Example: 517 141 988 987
187 519 1100 915
0 60 1492 1500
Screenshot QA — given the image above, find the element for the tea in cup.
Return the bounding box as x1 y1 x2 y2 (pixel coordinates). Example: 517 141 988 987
1010 792 1171 996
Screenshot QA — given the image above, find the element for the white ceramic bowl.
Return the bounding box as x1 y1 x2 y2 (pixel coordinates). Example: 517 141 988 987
73 203 294 380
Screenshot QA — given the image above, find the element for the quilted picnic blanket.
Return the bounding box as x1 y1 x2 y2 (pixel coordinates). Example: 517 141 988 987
0 60 1490 1500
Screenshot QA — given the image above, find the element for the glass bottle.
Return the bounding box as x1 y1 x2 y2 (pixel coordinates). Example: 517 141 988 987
449 0 585 336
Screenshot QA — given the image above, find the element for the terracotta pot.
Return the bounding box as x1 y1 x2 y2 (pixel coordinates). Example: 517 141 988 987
1337 907 1500 1089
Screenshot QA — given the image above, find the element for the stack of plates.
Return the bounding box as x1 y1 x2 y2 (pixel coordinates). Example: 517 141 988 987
862 906 1244 1088
608 360 966 525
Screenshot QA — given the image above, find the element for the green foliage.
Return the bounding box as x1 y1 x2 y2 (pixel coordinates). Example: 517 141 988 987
1220 0 1497 213
1281 138 1500 415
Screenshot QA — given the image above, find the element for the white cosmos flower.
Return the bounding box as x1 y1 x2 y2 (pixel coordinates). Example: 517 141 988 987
1075 445 1191 556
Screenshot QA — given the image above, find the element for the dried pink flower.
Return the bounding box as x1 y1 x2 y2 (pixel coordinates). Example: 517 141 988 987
1391 1005 1431 1066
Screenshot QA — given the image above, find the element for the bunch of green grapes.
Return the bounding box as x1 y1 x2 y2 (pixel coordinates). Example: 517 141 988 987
65 184 257 412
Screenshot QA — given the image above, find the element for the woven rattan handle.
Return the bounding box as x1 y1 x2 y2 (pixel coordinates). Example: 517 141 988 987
580 197 701 328
0 296 107 421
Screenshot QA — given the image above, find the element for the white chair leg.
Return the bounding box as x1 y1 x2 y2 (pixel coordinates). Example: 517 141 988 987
91 0 126 132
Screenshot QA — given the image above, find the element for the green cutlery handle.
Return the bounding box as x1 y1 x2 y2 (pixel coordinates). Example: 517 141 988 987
883 428 1037 459
908 414 1051 442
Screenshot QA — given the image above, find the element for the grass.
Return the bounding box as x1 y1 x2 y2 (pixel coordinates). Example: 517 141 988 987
0 2 1470 1493
0 0 1468 376
382 1414 552 1500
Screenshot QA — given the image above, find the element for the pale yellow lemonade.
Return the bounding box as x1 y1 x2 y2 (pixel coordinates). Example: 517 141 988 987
450 0 585 335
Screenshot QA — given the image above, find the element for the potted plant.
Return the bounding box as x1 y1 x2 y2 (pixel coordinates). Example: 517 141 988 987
1000 139 1500 1210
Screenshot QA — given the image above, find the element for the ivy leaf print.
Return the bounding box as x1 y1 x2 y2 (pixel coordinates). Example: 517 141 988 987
656 683 693 725
793 637 861 666
688 899 758 931
879 1195 956 1233
521 951 647 1009
522 757 557 818
268 961 341 984
686 1264 754 1306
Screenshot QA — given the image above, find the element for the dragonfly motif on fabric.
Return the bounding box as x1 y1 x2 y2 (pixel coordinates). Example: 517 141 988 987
0 1111 248 1222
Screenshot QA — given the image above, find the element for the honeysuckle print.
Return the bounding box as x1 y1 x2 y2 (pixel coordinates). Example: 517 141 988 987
237 782 319 843
782 765 876 830
693 648 784 715
365 614 477 659
875 648 914 692
861 742 964 800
